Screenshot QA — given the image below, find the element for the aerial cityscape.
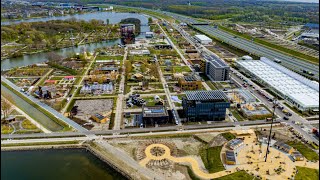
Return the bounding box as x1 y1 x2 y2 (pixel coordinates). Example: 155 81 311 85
1 0 319 179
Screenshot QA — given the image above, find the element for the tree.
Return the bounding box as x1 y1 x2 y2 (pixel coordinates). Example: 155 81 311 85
148 17 153 24
140 64 147 73
46 52 63 63
1 97 12 119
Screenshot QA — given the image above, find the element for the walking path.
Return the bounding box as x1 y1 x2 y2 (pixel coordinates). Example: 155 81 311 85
96 140 165 180
139 143 237 179
114 47 128 130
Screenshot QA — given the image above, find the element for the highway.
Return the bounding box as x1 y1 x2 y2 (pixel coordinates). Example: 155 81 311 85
163 12 319 80
167 19 319 145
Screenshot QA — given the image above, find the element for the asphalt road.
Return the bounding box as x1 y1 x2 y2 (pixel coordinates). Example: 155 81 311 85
229 69 319 145
160 11 319 80
1 119 280 140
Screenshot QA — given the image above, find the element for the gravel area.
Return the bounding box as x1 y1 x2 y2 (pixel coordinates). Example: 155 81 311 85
74 99 113 120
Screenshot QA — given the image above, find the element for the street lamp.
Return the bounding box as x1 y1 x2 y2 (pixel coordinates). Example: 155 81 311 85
264 97 277 162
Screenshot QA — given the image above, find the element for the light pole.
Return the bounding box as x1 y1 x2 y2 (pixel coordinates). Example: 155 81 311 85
265 98 277 162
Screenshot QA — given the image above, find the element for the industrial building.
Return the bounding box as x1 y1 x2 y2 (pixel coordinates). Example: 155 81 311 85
236 57 319 112
204 54 230 81
178 75 202 90
142 106 170 127
120 24 135 45
194 34 212 45
182 90 230 121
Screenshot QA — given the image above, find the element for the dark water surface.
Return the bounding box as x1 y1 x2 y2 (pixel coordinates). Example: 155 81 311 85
1 149 127 180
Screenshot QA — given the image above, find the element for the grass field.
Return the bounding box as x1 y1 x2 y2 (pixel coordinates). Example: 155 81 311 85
215 170 256 180
205 81 217 90
200 145 225 173
1 125 14 134
221 132 236 141
295 166 319 180
229 109 245 121
286 141 319 161
21 120 38 129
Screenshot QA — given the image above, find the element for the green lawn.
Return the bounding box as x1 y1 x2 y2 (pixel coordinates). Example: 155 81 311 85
230 109 245 121
95 55 123 60
1 125 14 134
295 166 319 180
205 81 217 90
215 170 256 180
21 120 38 129
221 132 236 141
172 66 192 73
199 145 225 173
286 141 319 161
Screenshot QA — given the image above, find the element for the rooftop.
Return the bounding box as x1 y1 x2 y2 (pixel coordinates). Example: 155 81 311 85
142 106 169 117
195 34 212 41
227 138 244 148
203 54 229 68
237 58 319 109
184 90 228 101
225 150 236 162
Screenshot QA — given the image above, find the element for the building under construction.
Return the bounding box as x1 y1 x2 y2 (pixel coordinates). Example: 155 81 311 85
120 24 135 45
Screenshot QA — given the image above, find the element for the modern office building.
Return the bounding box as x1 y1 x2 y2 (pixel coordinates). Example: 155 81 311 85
182 90 230 121
236 57 319 112
142 106 170 127
204 54 230 81
194 34 212 45
120 24 135 45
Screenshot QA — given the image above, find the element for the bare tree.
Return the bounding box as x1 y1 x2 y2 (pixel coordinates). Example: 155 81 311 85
46 52 63 63
1 97 12 119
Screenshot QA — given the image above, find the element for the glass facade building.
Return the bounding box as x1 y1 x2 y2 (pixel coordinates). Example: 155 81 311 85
182 90 230 121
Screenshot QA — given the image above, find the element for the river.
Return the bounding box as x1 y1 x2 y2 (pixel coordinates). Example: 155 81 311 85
1 11 150 70
1 149 127 180
1 11 148 26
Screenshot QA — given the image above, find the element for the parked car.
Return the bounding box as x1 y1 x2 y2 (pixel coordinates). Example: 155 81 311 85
283 116 289 120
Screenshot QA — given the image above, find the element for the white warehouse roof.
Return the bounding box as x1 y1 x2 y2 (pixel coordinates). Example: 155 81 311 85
195 34 212 41
237 60 319 109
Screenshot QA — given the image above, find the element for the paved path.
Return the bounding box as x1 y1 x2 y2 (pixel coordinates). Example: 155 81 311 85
96 140 165 180
114 47 128 130
140 143 237 179
61 53 97 114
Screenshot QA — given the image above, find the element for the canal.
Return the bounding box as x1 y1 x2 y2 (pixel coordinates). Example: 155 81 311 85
1 83 63 131
1 149 127 180
1 11 150 70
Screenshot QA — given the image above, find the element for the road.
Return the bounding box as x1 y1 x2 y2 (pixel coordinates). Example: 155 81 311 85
61 53 97 114
1 120 285 139
164 12 319 80
113 47 128 130
168 19 319 145
229 68 319 145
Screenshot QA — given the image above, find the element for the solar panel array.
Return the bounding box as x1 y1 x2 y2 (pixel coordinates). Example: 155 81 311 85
185 90 228 101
